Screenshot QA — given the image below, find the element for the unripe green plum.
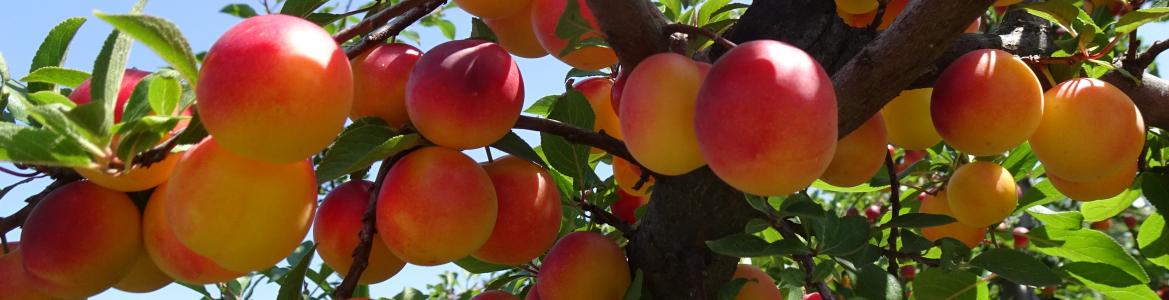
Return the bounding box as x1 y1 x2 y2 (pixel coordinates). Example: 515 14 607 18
378 147 498 266
198 14 353 163
920 191 985 248
820 114 887 187
473 156 562 266
695 40 837 196
531 0 618 70
406 40 524 149
483 2 548 58
1049 162 1137 202
1029 78 1144 182
537 232 631 300
945 161 1017 228
620 52 708 176
167 137 317 273
0 244 58 300
350 43 422 127
931 49 1043 156
457 0 530 19
20 181 142 299
315 181 405 284
113 251 172 293
143 183 244 284
733 264 782 300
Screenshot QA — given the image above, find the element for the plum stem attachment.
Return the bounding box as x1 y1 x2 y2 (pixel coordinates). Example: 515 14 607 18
661 23 737 50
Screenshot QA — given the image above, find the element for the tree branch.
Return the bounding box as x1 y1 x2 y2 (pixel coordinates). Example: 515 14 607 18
512 116 641 169
771 218 835 300
1136 38 1168 71
882 153 902 277
580 200 634 234
344 0 446 59
332 152 412 299
0 174 82 236
585 0 670 70
332 0 437 44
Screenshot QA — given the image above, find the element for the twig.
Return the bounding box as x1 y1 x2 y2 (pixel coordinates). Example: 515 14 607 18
131 134 181 168
513 116 643 171
1136 38 1169 71
0 166 39 177
771 219 835 300
579 199 635 234
882 153 902 277
881 249 940 267
332 152 413 299
333 0 436 44
661 23 737 49
0 174 82 236
344 0 446 59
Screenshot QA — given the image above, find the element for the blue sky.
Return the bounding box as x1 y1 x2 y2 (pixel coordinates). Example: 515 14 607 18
1 0 1167 299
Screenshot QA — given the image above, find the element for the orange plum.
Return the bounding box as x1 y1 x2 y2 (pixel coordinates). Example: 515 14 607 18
880 88 940 150
143 183 244 284
620 52 708 176
0 244 58 300
166 137 317 273
920 191 986 248
483 2 548 58
473 156 562 266
537 232 631 300
457 0 530 19
838 8 877 28
198 14 352 163
575 77 622 140
531 0 618 70
113 252 172 293
931 49 1044 156
76 152 181 192
1049 162 1137 202
945 161 1018 228
612 189 649 224
836 0 878 14
350 43 422 127
820 114 887 187
68 68 150 123
473 290 521 300
20 181 141 299
610 72 627 116
406 40 524 149
526 285 542 300
315 181 405 284
1029 78 1145 182
695 40 838 196
613 156 654 197
378 147 498 266
733 264 782 300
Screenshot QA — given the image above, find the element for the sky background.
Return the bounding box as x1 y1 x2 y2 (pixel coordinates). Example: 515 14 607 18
0 1 1167 299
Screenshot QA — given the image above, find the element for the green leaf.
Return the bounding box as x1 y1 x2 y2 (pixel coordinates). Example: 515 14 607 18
1029 227 1148 282
20 67 90 88
4 82 31 123
453 256 509 274
306 12 346 26
435 19 456 40
0 122 93 167
114 115 180 164
969 248 1061 286
524 95 558 117
744 194 774 215
275 243 315 300
28 104 101 150
1002 142 1038 180
94 13 201 88
623 270 644 300
911 269 989 300
170 110 207 145
564 68 610 83
938 238 973 271
716 278 748 300
1080 185 1140 222
316 127 421 184
1025 206 1083 230
1138 213 1169 269
880 213 955 229
705 233 810 257
27 91 76 107
778 194 825 219
82 22 136 148
810 179 888 193
29 17 87 93
490 131 546 168
1142 173 1169 217
854 263 901 300
279 0 328 17
121 70 180 123
697 0 730 26
541 91 598 189
554 0 595 41
220 3 259 18
393 287 426 300
1115 7 1169 35
1 51 9 100
1014 179 1064 213
1061 262 1159 299
811 215 870 256
469 18 498 42
1019 0 1081 33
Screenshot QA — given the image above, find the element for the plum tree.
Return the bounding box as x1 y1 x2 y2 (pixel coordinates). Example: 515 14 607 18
350 43 422 127
611 189 649 224
1048 162 1137 201
473 156 563 266
931 49 1044 156
575 77 622 141
536 232 630 300
315 181 405 284
67 68 150 123
613 156 654 197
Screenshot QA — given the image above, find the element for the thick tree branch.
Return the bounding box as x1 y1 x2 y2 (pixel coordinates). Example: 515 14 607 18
882 154 902 277
585 0 670 70
332 153 408 299
332 0 436 44
344 0 446 59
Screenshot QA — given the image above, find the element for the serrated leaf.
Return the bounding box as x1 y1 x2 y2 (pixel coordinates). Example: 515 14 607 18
220 3 259 18
938 238 973 271
1025 206 1083 230
1115 7 1169 35
393 287 426 300
854 263 901 300
145 70 181 117
316 127 421 184
696 0 730 26
0 122 93 167
969 248 1061 286
95 13 200 89
880 213 955 229
279 0 328 17
1019 0 1081 33
1138 213 1169 269
911 269 989 300
0 51 9 100
121 70 179 123
490 131 546 168
21 67 90 88
554 0 595 40
623 270 644 300
1061 262 1159 299
435 19 456 40
83 20 136 148
811 215 870 256
1080 185 1140 222
524 95 558 117
1029 226 1148 282
27 91 75 107
29 17 87 93
1014 179 1064 213
705 233 810 257
1142 173 1169 217
28 104 100 149
275 243 315 300
564 68 610 83
453 256 509 274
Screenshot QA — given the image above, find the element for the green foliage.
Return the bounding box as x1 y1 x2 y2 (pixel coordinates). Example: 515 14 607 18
28 17 87 93
912 268 989 300
315 120 422 184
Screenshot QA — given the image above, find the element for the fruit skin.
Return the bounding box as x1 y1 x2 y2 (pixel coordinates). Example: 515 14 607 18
612 189 649 224
838 8 876 28
804 292 823 300
167 137 317 273
900 265 916 281
613 156 654 197
920 191 986 248
945 161 1018 228
315 181 405 284
378 147 498 266
113 251 172 293
881 88 941 150
406 40 524 149
695 40 837 196
620 53 709 176
76 152 181 192
483 2 547 58
1091 220 1112 231
1048 162 1136 202
456 0 530 19
473 156 563 266
531 0 618 70
733 264 782 300
473 290 521 300
68 68 151 123
865 205 884 224
537 232 631 300
575 77 622 140
820 114 887 187
143 183 244 284
0 244 58 300
526 285 542 300
20 181 142 299
1124 214 1138 229
197 14 353 163
350 43 422 127
931 49 1044 156
1029 78 1145 182
1012 227 1030 249
610 72 628 116
836 0 878 14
